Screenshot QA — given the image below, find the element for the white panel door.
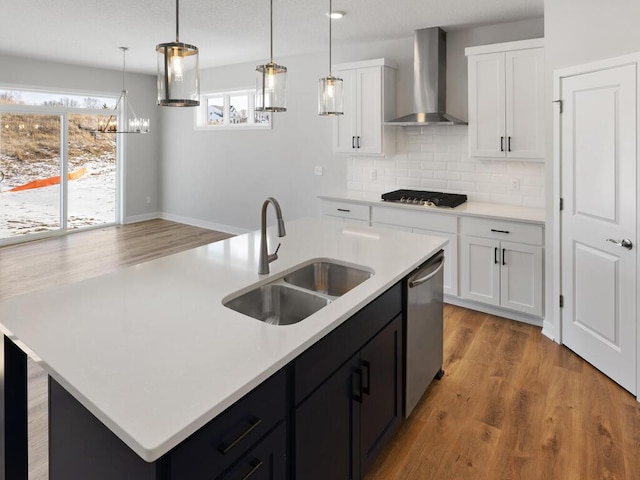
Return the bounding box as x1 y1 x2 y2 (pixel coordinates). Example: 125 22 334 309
461 236 500 306
500 241 543 316
356 67 382 154
334 69 357 153
560 63 637 394
506 48 545 158
468 52 505 157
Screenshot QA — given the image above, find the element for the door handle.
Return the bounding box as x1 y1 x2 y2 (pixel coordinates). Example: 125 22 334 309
606 238 633 250
502 248 506 265
354 368 363 403
356 136 361 149
494 247 498 264
500 136 504 152
361 360 371 396
351 136 356 149
507 136 512 152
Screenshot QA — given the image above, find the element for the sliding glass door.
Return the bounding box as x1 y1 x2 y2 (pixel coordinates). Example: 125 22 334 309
0 112 63 238
0 90 118 244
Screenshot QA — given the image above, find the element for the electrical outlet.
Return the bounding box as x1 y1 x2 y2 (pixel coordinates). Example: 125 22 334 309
509 178 521 192
314 166 323 176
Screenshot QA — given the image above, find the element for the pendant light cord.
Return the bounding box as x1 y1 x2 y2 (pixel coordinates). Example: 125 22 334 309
269 0 274 62
176 0 180 42
120 47 127 92
328 0 332 76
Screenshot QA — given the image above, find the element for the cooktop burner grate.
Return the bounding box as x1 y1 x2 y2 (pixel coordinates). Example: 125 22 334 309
381 189 467 208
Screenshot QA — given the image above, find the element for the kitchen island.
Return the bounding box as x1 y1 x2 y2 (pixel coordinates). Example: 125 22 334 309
0 217 447 479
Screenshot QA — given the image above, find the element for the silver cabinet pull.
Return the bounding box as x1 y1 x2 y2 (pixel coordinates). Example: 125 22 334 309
606 238 633 250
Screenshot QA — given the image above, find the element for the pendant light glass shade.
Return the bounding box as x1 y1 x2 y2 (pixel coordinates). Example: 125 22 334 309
255 0 287 112
157 0 200 107
318 0 343 115
98 47 150 133
318 75 343 116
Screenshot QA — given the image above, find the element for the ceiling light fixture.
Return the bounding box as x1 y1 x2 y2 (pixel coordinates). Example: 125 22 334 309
255 0 287 112
156 0 200 107
327 11 345 19
98 47 150 134
318 0 344 116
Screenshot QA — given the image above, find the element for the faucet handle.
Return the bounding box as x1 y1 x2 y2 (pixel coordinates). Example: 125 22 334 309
274 243 281 255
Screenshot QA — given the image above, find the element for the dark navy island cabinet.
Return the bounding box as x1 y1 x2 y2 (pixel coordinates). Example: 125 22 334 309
48 283 404 480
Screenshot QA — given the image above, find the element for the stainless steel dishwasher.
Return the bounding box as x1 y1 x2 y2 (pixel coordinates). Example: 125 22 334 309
405 249 445 418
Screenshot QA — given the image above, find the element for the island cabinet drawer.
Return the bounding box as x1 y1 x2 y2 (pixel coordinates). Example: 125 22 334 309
460 217 543 246
372 205 457 233
216 422 286 480
167 369 286 480
294 282 402 405
321 200 370 221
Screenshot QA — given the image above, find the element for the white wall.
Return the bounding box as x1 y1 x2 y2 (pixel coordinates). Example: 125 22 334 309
0 54 160 222
543 0 640 338
160 18 543 232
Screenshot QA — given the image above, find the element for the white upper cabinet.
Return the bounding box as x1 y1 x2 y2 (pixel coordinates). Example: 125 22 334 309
333 59 396 156
466 39 545 159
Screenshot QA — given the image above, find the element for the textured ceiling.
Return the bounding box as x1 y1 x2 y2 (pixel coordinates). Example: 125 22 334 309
0 0 543 74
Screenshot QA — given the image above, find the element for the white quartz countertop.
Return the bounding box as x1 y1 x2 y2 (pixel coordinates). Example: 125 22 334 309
0 217 447 462
319 191 545 224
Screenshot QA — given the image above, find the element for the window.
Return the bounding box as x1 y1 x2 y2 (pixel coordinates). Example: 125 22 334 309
196 88 271 130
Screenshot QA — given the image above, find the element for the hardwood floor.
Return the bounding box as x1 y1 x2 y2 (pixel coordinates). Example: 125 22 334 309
365 305 640 480
2 220 638 479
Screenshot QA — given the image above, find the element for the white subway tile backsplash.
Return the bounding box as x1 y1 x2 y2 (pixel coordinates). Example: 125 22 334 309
434 171 461 181
396 178 422 188
435 152 463 162
346 127 545 208
353 158 374 168
408 152 434 162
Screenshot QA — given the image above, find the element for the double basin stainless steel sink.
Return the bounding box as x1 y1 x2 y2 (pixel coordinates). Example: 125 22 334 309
223 261 373 325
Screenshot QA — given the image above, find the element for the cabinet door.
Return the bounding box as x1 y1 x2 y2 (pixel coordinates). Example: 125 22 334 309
500 241 543 316
334 69 357 153
413 227 458 297
356 67 383 154
359 314 403 475
460 236 500 306
295 355 361 480
468 52 506 157
505 48 545 158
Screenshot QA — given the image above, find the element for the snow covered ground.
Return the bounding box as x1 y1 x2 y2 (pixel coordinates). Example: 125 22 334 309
0 159 116 239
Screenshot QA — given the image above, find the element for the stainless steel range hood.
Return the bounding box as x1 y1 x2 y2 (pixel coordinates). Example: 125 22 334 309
385 27 466 126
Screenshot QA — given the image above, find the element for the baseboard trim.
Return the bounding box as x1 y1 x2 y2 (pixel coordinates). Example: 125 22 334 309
444 295 543 328
124 212 161 224
541 321 558 343
159 213 250 236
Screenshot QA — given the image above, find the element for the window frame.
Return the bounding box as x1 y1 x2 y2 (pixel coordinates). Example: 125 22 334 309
195 88 272 131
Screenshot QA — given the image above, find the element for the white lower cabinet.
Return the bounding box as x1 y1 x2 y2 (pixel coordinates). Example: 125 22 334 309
460 218 543 317
320 200 370 225
319 198 544 321
371 206 458 297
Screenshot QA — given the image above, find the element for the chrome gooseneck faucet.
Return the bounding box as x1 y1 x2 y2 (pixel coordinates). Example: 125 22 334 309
258 197 286 274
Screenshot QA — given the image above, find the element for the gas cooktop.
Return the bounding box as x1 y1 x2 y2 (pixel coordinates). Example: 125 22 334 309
381 189 467 208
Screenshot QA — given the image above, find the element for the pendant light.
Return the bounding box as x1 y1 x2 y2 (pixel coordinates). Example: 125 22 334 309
156 0 200 107
98 47 150 133
318 0 343 116
255 0 287 112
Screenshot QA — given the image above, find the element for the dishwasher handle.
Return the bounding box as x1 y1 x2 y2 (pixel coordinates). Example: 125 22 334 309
408 251 445 288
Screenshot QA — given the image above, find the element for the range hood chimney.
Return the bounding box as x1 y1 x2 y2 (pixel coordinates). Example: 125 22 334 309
386 27 466 126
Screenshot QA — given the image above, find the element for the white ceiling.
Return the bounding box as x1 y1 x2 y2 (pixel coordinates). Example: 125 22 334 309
0 0 543 75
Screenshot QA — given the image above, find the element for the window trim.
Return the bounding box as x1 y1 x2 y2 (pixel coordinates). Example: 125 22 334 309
195 87 272 131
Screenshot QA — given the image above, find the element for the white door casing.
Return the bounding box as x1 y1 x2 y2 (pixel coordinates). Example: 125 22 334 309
559 62 637 395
